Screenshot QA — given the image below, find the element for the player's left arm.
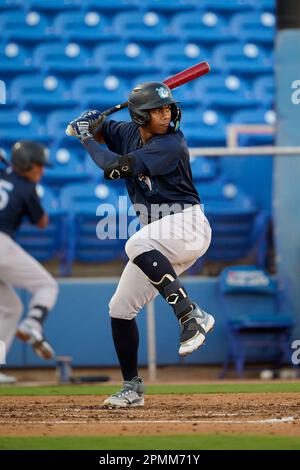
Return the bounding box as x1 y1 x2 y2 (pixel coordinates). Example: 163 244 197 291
69 115 180 180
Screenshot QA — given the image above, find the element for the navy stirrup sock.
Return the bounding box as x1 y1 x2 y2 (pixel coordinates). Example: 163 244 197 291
133 250 193 320
111 317 139 381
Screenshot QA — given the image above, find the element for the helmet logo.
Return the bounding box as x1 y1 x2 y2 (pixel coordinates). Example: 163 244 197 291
156 86 169 99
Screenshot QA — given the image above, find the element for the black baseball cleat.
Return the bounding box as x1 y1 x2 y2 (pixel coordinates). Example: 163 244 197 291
179 304 215 356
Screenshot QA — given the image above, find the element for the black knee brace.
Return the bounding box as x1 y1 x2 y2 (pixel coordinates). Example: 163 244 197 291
133 250 193 319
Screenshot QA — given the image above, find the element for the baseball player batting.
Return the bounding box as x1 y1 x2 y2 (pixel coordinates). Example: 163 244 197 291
68 80 215 407
0 142 58 384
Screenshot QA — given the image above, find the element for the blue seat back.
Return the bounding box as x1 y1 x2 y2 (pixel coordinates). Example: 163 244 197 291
94 42 150 68
54 11 109 34
60 182 122 263
43 147 90 186
0 10 49 36
10 74 68 105
83 0 138 13
190 157 218 182
0 42 31 68
47 109 81 140
218 266 288 323
230 12 275 43
232 107 275 124
72 74 128 105
60 182 119 213
171 11 229 43
154 43 209 70
194 74 250 102
33 42 89 67
253 75 274 103
0 109 44 141
213 42 271 70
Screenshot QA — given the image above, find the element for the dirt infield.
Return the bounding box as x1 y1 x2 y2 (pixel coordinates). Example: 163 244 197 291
1 393 300 437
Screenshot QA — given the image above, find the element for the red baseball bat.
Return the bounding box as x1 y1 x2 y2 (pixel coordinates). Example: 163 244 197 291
66 61 210 136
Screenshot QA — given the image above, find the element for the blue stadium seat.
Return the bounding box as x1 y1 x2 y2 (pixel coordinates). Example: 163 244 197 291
0 43 35 77
60 182 123 274
231 107 275 145
93 42 157 77
231 107 275 124
141 0 198 12
253 75 274 106
53 11 117 44
180 109 226 146
71 74 128 109
46 109 81 147
171 11 233 44
154 43 209 75
190 156 218 182
230 12 275 45
15 184 67 270
33 42 97 75
42 147 91 188
200 0 256 14
22 0 80 12
219 265 294 377
197 176 233 202
0 10 56 44
202 184 269 266
113 11 174 45
0 0 20 10
194 74 258 113
84 0 138 15
10 74 76 111
254 0 275 11
213 42 273 76
0 109 47 144
186 180 268 272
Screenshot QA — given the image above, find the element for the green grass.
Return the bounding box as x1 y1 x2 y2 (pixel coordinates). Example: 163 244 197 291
0 435 300 450
1 382 300 396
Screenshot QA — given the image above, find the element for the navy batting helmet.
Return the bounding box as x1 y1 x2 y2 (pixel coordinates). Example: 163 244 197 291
11 141 52 172
128 82 181 130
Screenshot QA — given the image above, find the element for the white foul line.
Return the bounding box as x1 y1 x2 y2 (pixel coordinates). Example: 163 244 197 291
0 417 296 425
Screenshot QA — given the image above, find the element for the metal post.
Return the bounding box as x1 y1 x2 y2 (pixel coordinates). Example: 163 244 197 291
146 301 157 382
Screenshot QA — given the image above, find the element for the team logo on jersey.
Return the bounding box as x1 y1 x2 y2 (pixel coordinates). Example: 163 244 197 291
138 175 152 191
156 86 169 99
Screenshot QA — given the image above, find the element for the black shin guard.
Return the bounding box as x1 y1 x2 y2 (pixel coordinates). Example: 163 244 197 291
111 317 139 381
133 250 193 320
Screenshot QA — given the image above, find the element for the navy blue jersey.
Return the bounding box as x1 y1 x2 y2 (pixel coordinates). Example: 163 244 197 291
0 168 44 237
101 120 200 221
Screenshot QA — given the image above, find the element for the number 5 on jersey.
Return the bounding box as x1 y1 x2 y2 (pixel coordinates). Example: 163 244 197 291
0 180 13 210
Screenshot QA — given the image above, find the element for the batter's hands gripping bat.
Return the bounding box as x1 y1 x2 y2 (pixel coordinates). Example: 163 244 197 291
65 61 210 137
